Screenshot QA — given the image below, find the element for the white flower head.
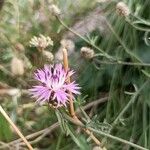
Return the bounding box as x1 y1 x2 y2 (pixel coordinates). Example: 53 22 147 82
81 47 95 59
29 34 53 50
116 2 130 17
60 39 75 51
49 4 61 16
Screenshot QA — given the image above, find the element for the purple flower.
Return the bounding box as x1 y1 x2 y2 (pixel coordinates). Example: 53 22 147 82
29 64 80 107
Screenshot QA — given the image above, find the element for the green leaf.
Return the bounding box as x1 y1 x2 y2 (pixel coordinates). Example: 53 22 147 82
55 110 68 134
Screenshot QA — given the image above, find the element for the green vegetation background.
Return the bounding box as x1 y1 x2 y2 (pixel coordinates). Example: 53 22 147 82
0 0 150 149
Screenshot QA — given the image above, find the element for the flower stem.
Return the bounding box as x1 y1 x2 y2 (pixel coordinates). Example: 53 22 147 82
0 105 34 150
105 20 142 63
62 48 103 147
57 16 115 61
64 113 148 150
94 59 150 67
62 48 75 118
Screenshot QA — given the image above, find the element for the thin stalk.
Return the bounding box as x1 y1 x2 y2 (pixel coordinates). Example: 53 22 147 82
105 20 142 63
130 14 150 26
126 18 150 32
113 80 149 125
62 48 102 146
62 48 75 118
143 103 148 148
101 80 149 146
89 127 148 150
0 105 33 150
94 59 150 67
57 16 115 61
0 98 108 149
64 113 148 150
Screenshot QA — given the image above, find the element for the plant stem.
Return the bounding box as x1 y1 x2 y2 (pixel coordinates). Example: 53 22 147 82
62 48 75 118
130 14 150 26
64 113 148 150
1 97 107 148
62 48 102 147
105 20 142 63
113 80 149 125
88 127 148 150
57 16 115 61
126 18 150 32
101 81 149 147
0 105 34 150
94 59 150 67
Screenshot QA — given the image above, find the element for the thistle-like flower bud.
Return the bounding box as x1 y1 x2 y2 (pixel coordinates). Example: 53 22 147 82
29 34 53 50
55 39 75 61
116 2 130 17
11 57 24 76
60 39 75 52
42 50 54 62
49 4 61 16
81 47 94 59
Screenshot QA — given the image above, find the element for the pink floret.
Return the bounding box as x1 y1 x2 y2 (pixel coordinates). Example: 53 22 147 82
29 64 80 107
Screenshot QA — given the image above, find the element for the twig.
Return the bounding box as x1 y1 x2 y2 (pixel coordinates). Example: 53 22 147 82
0 105 33 150
0 122 59 149
0 142 10 149
17 122 59 146
0 97 107 148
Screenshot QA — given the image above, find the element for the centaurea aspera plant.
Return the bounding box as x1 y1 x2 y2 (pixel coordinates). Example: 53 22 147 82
29 39 102 147
29 63 80 107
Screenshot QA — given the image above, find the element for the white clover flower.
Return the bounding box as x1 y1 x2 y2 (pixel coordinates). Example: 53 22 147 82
29 34 53 50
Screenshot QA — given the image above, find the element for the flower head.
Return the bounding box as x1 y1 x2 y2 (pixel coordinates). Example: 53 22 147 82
55 39 75 61
116 2 130 17
81 47 94 59
49 4 61 16
60 39 75 51
29 64 80 107
29 34 53 50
